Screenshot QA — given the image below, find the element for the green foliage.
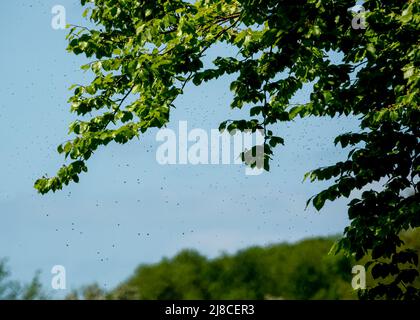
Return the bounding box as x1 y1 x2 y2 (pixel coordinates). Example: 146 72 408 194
0 259 47 300
68 230 420 300
360 228 420 299
66 283 107 300
105 237 356 300
35 0 420 299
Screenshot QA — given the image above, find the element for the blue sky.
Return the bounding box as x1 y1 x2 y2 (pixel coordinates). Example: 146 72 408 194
0 1 360 297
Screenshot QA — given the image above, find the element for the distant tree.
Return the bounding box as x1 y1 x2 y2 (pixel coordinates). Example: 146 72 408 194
115 250 209 300
66 283 107 300
108 237 355 300
35 0 419 299
0 259 47 300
